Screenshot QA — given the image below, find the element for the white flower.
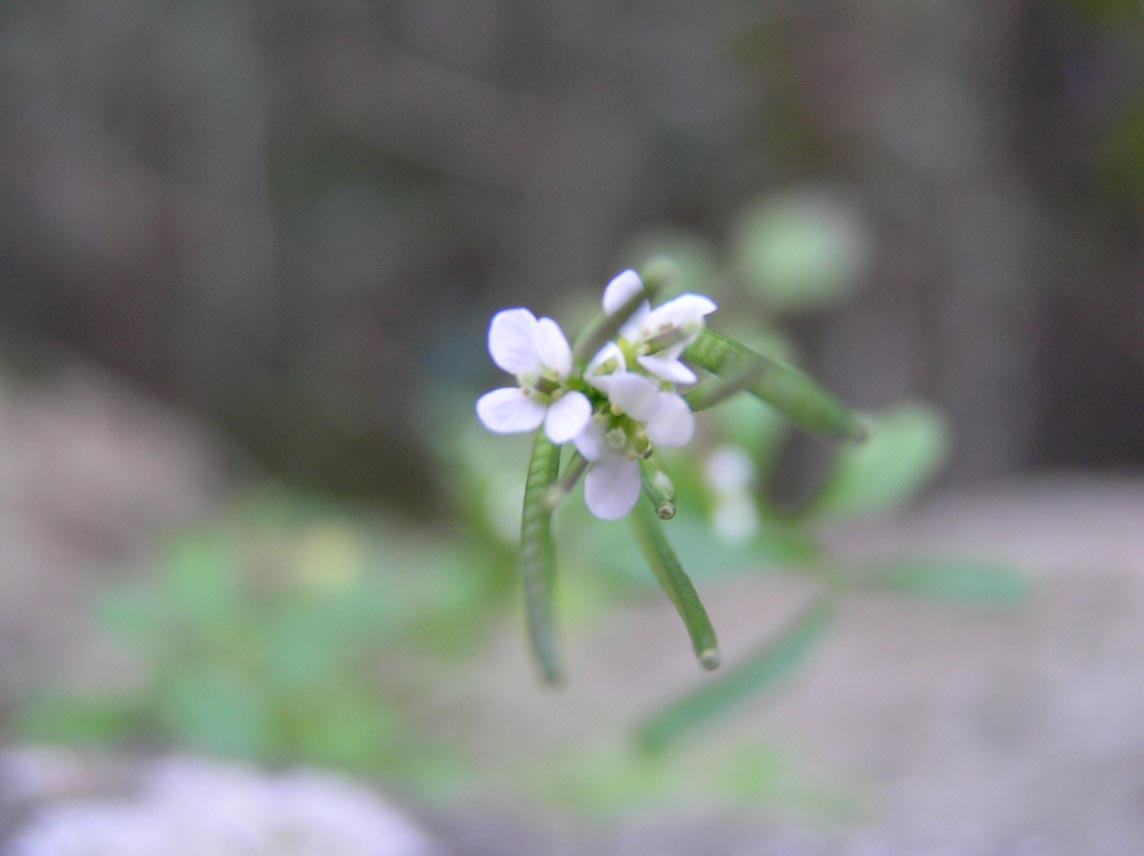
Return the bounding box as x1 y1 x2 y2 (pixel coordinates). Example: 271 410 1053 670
602 269 717 385
704 446 760 544
476 308 592 444
573 372 694 520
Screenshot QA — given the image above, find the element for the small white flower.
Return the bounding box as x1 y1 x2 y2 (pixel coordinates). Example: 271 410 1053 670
573 372 694 520
601 269 717 385
704 446 760 544
476 308 592 444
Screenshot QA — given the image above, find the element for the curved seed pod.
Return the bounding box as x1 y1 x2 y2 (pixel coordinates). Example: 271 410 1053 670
639 456 677 520
631 501 719 671
637 596 834 752
521 433 563 685
684 329 865 441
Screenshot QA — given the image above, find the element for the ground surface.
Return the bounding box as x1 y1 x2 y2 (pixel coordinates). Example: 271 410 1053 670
1 364 1142 854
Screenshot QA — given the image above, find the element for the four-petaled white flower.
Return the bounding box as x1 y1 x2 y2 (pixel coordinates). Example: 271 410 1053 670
602 269 717 385
476 271 718 521
573 372 694 520
476 308 592 444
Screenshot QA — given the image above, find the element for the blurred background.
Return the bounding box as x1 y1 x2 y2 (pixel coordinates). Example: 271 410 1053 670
1 1 1144 853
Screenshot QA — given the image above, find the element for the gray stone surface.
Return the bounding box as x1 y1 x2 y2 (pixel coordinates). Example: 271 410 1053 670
422 476 1144 854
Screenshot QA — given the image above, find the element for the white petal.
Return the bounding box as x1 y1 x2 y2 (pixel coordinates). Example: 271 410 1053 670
585 342 626 391
645 293 717 332
602 269 643 312
584 456 642 520
602 269 650 340
607 372 662 421
488 308 541 376
535 317 573 378
645 393 694 447
573 419 607 461
637 354 698 385
544 392 592 444
476 387 546 434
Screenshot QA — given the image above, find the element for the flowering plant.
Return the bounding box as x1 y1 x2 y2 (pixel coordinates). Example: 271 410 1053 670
476 260 866 684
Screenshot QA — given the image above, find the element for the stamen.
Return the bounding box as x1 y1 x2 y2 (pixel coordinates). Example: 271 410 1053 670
642 326 689 354
534 375 561 396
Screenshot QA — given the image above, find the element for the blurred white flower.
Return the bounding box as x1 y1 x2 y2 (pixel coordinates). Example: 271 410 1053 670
476 308 591 444
704 446 759 544
601 269 717 385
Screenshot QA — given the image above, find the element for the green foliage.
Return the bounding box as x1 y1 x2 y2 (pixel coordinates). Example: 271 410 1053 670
858 557 1032 607
730 191 870 314
813 402 950 519
20 494 486 786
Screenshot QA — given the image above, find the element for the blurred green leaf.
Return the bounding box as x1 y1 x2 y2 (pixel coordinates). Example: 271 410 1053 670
859 557 1030 607
263 605 346 692
291 688 401 771
732 191 869 313
157 666 274 760
19 697 138 744
717 743 788 801
638 596 834 752
544 748 675 813
621 229 721 296
813 402 949 519
161 534 243 626
98 585 167 641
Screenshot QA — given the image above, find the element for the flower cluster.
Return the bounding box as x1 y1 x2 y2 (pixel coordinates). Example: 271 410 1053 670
476 270 716 520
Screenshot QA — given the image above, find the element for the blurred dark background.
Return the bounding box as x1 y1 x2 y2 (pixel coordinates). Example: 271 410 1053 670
1 0 1142 513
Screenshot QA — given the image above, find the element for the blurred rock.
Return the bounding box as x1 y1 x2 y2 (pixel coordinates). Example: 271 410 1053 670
0 359 237 708
421 475 1144 854
1 751 436 856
